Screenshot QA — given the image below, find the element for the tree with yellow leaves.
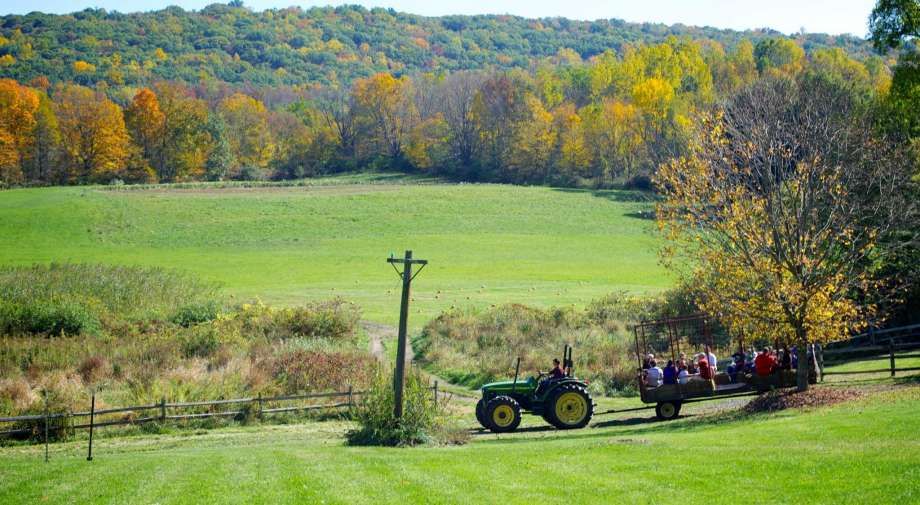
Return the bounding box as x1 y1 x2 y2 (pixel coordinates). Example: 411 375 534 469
553 103 590 180
218 92 274 175
655 75 918 391
352 72 414 163
0 79 39 184
582 98 645 182
506 93 555 182
152 82 212 181
53 84 131 182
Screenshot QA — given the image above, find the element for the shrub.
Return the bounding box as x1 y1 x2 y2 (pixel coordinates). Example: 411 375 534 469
236 166 265 181
0 300 100 336
179 326 222 359
227 299 360 342
261 347 375 394
172 301 222 327
77 355 109 384
346 368 440 446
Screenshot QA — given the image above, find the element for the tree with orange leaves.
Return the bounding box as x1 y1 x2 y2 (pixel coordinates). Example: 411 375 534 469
53 84 131 182
0 78 39 184
125 88 165 162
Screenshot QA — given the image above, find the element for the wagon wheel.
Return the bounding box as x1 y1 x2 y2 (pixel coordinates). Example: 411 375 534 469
655 401 681 420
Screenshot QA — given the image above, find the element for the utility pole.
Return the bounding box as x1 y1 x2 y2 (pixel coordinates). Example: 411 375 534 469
387 250 427 419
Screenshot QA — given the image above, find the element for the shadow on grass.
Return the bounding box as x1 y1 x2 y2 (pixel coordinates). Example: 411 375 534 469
551 187 658 203
622 211 656 220
471 407 771 447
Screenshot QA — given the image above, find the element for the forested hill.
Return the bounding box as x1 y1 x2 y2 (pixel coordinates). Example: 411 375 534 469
0 3 873 88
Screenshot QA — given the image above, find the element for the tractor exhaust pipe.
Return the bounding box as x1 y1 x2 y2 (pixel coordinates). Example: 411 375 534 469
511 357 521 394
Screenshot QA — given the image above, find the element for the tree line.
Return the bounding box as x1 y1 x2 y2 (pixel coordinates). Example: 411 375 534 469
0 36 896 187
0 3 874 88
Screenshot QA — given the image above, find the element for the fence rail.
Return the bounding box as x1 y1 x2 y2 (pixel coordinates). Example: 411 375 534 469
0 383 441 441
820 337 920 380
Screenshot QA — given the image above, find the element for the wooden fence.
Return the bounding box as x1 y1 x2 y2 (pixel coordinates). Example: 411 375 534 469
0 382 440 440
821 341 920 378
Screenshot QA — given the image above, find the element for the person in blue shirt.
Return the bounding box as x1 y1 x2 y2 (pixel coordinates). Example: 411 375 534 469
662 359 678 385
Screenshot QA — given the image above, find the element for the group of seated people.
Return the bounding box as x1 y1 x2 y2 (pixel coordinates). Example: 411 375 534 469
643 345 800 388
642 347 718 387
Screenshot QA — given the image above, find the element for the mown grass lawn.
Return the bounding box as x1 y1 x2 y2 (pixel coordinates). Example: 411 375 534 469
0 175 669 326
1 385 916 504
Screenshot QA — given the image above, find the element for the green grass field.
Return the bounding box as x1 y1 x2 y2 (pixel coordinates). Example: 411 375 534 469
1 384 916 504
0 175 670 326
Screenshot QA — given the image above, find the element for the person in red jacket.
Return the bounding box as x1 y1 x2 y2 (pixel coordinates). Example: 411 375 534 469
698 354 714 380
754 348 777 376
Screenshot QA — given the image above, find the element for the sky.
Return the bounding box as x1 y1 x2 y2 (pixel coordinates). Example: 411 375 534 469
2 0 878 37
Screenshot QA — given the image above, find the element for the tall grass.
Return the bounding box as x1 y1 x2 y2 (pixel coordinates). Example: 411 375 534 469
414 290 702 394
0 263 219 333
0 264 375 422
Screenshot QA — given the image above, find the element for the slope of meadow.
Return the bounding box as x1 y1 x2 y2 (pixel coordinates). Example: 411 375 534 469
0 175 670 326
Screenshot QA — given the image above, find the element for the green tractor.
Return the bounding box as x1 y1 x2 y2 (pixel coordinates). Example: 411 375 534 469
475 346 594 433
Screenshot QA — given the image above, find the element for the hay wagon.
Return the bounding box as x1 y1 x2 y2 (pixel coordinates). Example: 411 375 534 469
633 314 806 420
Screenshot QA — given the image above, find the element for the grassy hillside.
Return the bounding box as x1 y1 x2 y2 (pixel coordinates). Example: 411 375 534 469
0 175 670 326
1 384 916 504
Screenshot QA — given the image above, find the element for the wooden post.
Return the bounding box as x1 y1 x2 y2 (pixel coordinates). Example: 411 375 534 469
347 385 353 408
816 343 824 383
257 393 263 419
386 250 427 420
160 397 166 422
433 381 438 407
86 392 95 461
43 390 49 463
889 340 896 377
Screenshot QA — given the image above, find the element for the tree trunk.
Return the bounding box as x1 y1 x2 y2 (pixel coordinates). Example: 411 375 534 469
795 325 810 392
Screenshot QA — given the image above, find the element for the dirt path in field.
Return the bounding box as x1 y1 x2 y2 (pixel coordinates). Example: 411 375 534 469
361 321 477 402
363 321 396 362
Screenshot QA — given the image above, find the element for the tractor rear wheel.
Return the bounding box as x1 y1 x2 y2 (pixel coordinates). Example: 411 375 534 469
655 401 681 420
485 396 521 433
475 398 488 429
545 384 593 429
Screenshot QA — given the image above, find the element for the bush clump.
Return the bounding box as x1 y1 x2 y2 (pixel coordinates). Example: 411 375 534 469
172 301 222 327
0 300 100 336
347 368 441 447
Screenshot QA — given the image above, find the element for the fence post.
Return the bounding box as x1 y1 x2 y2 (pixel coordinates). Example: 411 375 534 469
257 393 263 419
816 343 824 383
87 391 95 461
43 390 49 463
347 385 353 408
160 397 166 422
433 381 438 407
889 340 896 377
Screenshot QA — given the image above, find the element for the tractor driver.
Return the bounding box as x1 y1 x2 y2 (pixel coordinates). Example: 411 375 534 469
549 358 565 379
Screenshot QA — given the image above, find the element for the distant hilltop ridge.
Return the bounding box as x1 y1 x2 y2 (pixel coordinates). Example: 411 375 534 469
0 2 872 88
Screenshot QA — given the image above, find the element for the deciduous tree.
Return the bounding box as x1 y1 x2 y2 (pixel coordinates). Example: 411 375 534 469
53 84 131 182
656 75 918 391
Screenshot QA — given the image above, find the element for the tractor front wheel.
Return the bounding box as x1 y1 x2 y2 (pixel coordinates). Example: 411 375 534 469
485 396 521 433
475 398 488 429
545 384 593 429
655 401 681 421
